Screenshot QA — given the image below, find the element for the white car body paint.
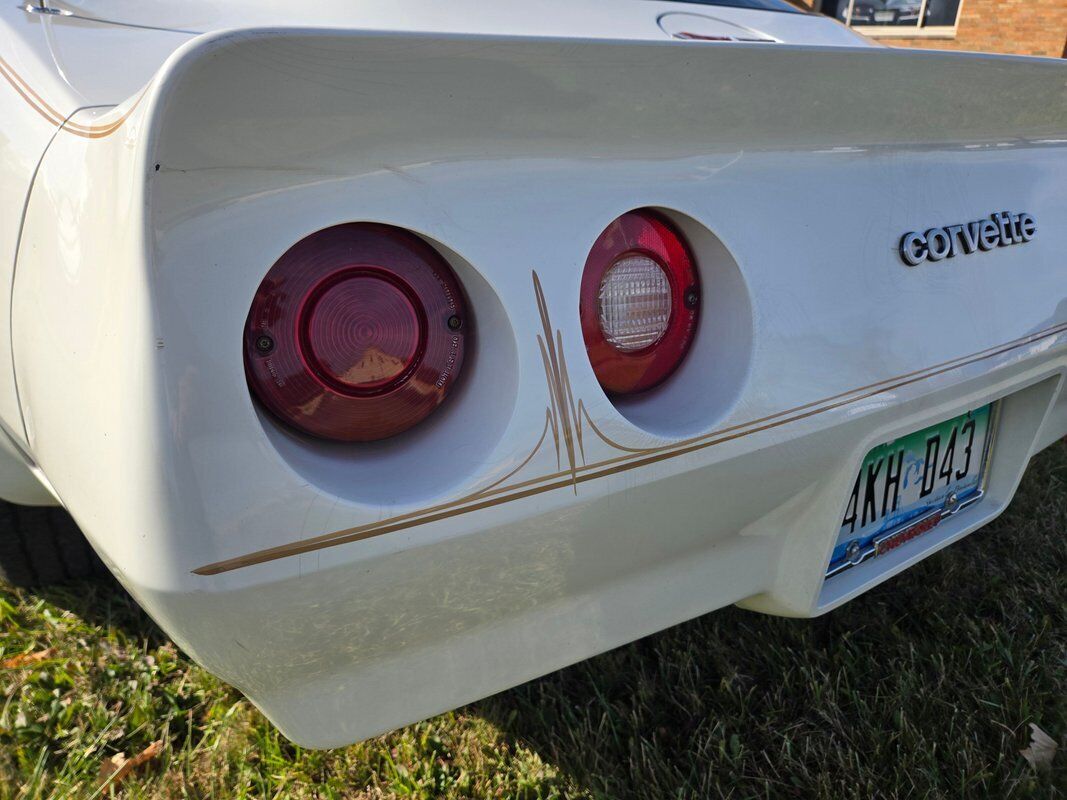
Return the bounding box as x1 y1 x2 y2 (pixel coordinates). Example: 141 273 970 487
1 0 1065 746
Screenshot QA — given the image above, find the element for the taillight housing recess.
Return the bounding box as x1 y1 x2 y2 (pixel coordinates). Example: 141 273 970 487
245 223 467 442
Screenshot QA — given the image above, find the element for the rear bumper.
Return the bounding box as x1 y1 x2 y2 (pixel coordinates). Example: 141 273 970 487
146 336 1067 747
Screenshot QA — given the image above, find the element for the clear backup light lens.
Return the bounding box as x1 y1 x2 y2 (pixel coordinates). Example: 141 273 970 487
597 255 673 352
580 210 700 395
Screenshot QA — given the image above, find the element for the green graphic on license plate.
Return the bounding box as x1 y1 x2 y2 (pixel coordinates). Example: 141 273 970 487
832 404 993 567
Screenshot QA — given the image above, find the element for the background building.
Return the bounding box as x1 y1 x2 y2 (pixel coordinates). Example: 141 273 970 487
794 0 1067 57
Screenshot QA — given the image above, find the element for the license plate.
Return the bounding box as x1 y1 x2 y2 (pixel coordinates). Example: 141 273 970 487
873 10 895 21
827 404 996 577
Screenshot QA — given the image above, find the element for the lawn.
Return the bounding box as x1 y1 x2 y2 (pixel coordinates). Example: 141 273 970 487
0 442 1064 799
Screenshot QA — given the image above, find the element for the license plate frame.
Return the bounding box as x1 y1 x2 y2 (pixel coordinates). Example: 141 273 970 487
827 402 1000 579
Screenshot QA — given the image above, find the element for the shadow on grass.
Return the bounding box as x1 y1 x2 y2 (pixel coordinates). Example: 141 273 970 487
30 571 169 649
474 441 1066 798
13 442 1063 798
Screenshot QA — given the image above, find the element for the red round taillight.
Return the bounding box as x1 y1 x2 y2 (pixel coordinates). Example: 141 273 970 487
580 210 700 395
245 223 467 442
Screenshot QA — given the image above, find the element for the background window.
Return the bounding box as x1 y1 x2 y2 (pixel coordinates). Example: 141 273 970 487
923 0 963 27
817 0 962 31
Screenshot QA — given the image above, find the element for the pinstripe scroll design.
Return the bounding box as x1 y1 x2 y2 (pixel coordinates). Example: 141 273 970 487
192 270 1067 576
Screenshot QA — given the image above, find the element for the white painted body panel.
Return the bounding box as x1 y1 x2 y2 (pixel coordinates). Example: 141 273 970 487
1 2 1065 746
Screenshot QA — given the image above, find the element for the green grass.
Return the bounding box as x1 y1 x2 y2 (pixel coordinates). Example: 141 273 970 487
1 442 1064 799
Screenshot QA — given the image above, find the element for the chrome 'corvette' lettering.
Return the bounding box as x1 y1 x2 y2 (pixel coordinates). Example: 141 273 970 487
899 211 1035 266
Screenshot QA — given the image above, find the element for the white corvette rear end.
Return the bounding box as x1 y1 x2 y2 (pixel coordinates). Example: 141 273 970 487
1 0 1065 747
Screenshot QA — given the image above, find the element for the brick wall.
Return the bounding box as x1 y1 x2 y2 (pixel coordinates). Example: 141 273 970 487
888 0 1067 57
792 0 1067 57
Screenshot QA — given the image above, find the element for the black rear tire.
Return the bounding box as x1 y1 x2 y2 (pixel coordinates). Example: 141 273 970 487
0 501 107 587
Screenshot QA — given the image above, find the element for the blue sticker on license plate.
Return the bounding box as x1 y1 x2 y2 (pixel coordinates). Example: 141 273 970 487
827 403 996 577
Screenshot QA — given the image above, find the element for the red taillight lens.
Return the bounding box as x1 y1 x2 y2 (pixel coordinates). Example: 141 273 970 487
245 223 467 442
580 210 700 395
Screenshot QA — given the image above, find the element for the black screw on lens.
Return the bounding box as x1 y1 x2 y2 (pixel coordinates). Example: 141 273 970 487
255 334 275 355
684 287 700 310
447 315 463 331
